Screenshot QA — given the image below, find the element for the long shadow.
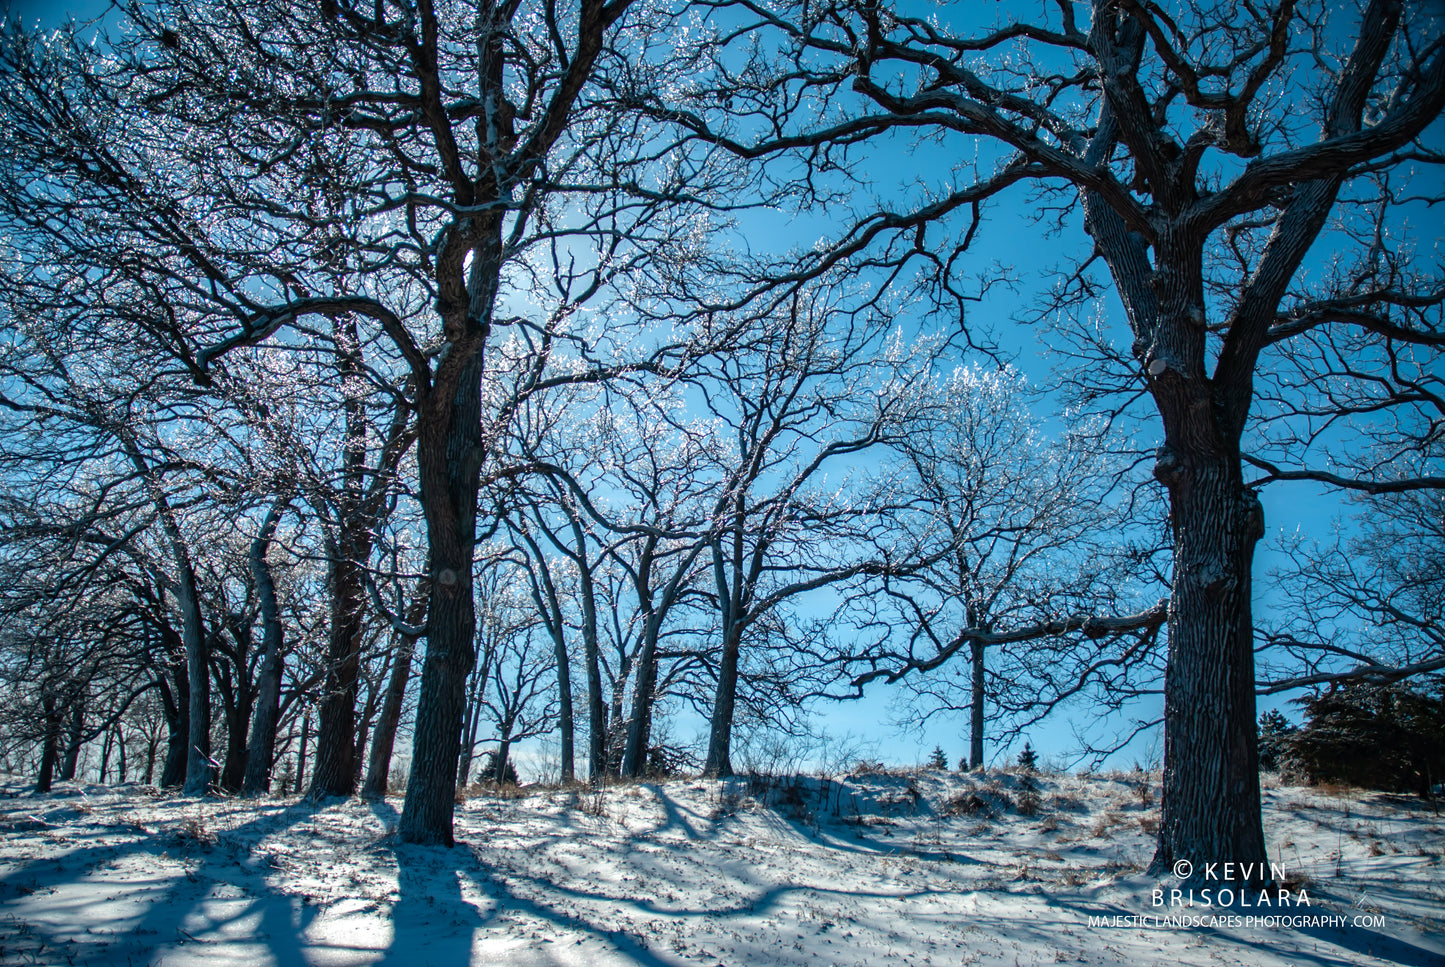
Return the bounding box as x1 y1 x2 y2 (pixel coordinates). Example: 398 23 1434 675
0 789 328 966
455 843 829 966
374 839 493 967
647 784 712 842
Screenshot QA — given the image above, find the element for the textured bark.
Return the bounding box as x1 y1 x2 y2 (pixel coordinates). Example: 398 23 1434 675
398 345 487 845
549 624 575 783
579 557 606 781
703 622 743 778
243 501 288 796
309 314 378 801
620 630 659 778
622 537 706 778
216 617 254 793
1150 452 1267 883
620 541 660 779
361 631 417 796
176 561 212 796
968 640 985 771
392 0 631 843
307 551 369 799
157 669 188 788
219 681 252 793
58 699 84 782
35 695 62 793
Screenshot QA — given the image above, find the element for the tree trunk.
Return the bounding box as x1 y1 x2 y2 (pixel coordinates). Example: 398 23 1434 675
220 684 252 793
216 617 253 794
308 550 369 799
493 729 514 783
174 561 213 795
969 639 985 771
1084 165 1272 886
308 309 377 801
704 622 743 778
99 727 113 783
362 630 419 797
398 342 487 846
243 500 287 796
59 698 84 782
550 624 574 783
296 705 311 793
456 670 486 790
1148 450 1268 886
621 620 660 778
143 725 159 785
579 562 606 782
35 695 62 794
158 669 189 788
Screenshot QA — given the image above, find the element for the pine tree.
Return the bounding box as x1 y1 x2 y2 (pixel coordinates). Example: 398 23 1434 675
1257 710 1296 773
1017 742 1038 773
1291 683 1445 797
928 746 948 770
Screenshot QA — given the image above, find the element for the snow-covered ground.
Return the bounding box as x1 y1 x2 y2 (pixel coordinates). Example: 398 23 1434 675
1 769 1441 966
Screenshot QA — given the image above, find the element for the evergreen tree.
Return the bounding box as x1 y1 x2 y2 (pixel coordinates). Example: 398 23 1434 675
928 746 948 771
1257 710 1297 773
1017 742 1038 773
1291 683 1445 797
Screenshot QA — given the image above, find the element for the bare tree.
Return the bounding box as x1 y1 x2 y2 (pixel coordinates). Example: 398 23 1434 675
1 0 732 842
840 364 1156 769
684 285 940 776
662 0 1445 882
1262 476 1444 693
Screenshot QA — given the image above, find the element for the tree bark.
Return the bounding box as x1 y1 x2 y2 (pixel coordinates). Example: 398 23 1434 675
621 542 660 779
157 668 188 788
116 725 128 783
362 619 423 796
243 500 288 796
35 695 62 793
969 639 985 770
620 626 660 778
1148 448 1268 884
398 345 487 845
549 623 575 783
307 550 369 799
218 620 254 794
59 698 84 782
578 550 606 781
177 559 212 796
704 621 743 778
361 637 413 797
99 727 113 783
295 705 311 793
309 314 377 800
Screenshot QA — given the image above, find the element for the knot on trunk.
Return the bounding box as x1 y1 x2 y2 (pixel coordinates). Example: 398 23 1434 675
1239 489 1265 544
1153 445 1186 487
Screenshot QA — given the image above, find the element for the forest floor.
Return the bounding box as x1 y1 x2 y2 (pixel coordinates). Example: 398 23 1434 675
0 768 1441 966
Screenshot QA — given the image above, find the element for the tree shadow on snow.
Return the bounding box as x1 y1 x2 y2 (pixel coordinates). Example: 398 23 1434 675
0 790 340 966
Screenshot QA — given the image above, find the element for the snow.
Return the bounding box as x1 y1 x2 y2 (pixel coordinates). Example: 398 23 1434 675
2 770 1441 966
